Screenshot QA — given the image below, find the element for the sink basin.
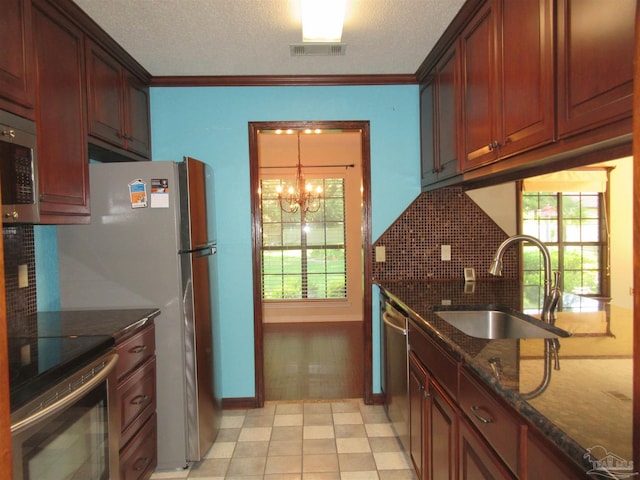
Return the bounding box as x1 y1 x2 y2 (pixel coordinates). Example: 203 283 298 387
432 306 571 339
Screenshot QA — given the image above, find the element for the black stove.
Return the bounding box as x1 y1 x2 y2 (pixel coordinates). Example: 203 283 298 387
7 334 114 413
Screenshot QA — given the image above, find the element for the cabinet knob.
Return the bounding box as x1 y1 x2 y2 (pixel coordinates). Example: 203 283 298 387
4 211 18 220
1 129 16 139
488 140 501 150
423 390 431 399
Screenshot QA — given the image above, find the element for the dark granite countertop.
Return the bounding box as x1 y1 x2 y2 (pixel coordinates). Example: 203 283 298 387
378 280 633 476
30 308 161 341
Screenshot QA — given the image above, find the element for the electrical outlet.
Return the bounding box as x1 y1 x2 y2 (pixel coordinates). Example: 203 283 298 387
375 245 386 262
18 264 28 288
441 245 451 261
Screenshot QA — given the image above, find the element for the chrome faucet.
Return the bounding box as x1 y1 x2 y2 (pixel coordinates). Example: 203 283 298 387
489 234 561 324
490 235 563 383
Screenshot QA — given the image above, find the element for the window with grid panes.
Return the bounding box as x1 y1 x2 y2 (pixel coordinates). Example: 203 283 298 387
260 177 347 300
521 191 608 311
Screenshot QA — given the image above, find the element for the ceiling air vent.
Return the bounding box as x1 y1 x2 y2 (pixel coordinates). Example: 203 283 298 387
290 43 347 56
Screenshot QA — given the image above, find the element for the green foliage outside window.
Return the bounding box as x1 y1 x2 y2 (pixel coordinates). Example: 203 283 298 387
522 191 605 310
261 178 347 300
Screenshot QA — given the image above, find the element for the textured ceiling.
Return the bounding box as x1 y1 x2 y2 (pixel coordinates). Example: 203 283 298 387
72 0 466 77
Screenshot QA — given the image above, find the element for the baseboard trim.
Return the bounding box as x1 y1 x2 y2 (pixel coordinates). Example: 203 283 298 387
222 397 258 410
370 393 386 405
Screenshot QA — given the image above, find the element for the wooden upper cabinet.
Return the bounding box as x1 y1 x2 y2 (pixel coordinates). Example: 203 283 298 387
123 72 151 158
32 0 90 223
460 0 554 171
86 40 151 159
460 0 498 169
0 0 35 119
556 0 635 138
499 0 554 157
420 41 461 189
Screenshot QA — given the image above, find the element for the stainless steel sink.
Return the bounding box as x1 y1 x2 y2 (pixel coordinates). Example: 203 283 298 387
432 307 571 339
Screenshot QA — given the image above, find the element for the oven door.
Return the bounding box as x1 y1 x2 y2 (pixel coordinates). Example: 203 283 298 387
11 352 119 480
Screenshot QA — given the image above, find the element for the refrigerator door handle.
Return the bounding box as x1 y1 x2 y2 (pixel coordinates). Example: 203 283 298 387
179 243 217 257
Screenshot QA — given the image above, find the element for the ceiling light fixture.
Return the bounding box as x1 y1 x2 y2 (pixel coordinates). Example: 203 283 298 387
276 131 323 214
301 0 346 43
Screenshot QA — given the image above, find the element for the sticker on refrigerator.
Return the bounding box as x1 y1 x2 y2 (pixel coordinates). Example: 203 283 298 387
129 179 147 208
150 178 170 208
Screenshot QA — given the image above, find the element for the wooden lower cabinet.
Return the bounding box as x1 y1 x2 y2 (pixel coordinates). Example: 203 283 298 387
408 348 457 480
115 324 157 480
119 413 157 480
406 314 584 480
459 417 515 480
428 380 457 480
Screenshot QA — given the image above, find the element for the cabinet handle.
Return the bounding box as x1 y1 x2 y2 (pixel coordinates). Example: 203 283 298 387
1 129 16 138
470 405 494 424
423 390 431 399
131 394 149 405
130 345 147 354
133 456 151 471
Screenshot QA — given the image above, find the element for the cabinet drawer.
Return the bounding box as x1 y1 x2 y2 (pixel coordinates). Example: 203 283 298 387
459 369 521 475
408 318 458 400
118 356 156 445
120 413 157 480
116 325 155 379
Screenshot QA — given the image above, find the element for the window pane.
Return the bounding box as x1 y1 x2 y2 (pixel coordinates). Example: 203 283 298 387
282 224 301 246
306 249 326 273
324 198 345 222
582 245 600 269
282 274 302 298
580 219 600 242
262 224 281 247
305 223 326 245
260 176 346 300
326 249 346 273
262 251 283 274
282 250 301 273
326 222 345 244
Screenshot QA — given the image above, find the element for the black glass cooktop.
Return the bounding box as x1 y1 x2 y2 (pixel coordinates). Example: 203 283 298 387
8 335 114 412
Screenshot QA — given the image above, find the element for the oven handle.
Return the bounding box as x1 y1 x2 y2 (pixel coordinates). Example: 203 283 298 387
11 353 119 435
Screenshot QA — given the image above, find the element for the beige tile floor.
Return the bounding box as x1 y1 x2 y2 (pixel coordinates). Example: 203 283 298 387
150 399 417 480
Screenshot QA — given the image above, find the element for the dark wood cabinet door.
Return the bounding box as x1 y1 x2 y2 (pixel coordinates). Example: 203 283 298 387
32 0 89 221
499 0 554 157
459 418 514 480
556 0 635 137
526 430 584 480
86 40 125 148
460 0 498 170
0 0 35 118
434 41 460 179
124 72 151 158
419 80 437 189
408 352 427 479
429 380 457 480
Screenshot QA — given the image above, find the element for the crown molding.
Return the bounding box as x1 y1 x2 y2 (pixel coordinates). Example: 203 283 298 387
150 74 417 87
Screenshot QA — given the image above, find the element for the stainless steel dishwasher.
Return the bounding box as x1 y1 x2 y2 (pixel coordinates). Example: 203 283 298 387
380 292 409 452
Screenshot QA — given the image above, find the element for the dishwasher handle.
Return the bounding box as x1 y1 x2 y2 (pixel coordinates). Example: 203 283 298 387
382 310 407 335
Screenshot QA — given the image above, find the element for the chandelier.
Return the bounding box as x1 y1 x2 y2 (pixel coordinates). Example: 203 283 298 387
276 131 323 214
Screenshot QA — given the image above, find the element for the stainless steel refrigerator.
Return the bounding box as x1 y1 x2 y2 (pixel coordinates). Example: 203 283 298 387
57 158 220 470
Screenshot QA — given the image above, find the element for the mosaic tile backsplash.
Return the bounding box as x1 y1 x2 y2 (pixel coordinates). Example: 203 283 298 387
372 187 518 281
3 224 37 337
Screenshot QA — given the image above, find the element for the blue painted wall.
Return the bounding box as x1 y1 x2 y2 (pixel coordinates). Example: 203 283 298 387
36 84 421 400
151 85 421 399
